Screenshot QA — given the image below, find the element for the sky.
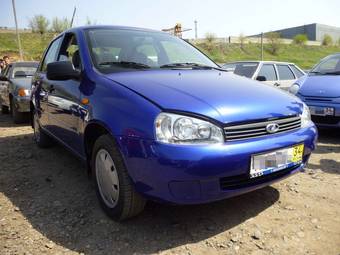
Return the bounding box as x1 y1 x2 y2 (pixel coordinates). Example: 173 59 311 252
0 0 339 38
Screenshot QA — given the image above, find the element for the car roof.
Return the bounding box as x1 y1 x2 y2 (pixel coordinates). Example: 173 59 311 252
224 60 295 65
63 25 164 34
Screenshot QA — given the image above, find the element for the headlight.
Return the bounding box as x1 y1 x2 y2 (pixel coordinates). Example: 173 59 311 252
155 113 224 144
301 103 313 128
289 83 300 95
17 88 31 97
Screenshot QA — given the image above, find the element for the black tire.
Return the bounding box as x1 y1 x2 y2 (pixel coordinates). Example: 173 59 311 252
1 104 9 114
33 110 54 148
91 134 146 221
11 99 27 124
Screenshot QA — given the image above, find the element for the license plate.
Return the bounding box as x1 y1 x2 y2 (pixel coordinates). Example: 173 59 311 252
250 144 304 178
309 106 334 116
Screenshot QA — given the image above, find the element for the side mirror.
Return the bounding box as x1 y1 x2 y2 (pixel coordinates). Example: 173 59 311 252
0 75 8 81
256 76 267 82
47 61 80 81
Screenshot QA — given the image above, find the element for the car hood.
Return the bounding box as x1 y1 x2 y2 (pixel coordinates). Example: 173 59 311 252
104 70 303 124
11 77 33 89
298 75 340 97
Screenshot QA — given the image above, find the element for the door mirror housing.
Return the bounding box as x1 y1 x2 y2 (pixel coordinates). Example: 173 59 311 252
46 61 80 81
256 75 267 81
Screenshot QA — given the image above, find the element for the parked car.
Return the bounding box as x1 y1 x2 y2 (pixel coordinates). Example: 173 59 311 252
290 53 340 128
222 61 305 91
0 61 38 123
31 26 317 220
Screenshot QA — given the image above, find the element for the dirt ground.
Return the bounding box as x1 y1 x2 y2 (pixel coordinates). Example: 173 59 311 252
0 112 339 255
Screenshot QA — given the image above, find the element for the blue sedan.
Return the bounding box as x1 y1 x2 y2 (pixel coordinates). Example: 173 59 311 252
290 53 340 128
31 26 317 220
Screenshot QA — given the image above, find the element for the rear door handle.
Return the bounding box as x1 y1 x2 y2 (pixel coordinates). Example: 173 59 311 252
274 82 280 86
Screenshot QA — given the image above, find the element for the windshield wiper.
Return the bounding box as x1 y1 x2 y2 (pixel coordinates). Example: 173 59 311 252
98 61 150 69
160 62 227 71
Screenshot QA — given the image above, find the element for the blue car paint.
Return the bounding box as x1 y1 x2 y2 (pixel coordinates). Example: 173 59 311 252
295 68 340 128
32 26 317 204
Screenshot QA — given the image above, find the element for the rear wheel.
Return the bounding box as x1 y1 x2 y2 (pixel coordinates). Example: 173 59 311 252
33 110 54 148
91 134 146 221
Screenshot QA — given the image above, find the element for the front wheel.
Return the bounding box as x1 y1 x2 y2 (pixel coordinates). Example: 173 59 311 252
91 134 146 221
11 99 27 124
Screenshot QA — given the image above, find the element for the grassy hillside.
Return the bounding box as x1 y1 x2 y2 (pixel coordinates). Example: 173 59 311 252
1 32 340 69
196 42 340 69
0 32 54 61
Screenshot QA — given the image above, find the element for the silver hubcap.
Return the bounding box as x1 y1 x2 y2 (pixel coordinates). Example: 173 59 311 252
95 149 119 208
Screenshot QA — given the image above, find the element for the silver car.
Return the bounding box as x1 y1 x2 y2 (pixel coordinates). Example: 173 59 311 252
222 61 305 91
0 61 38 123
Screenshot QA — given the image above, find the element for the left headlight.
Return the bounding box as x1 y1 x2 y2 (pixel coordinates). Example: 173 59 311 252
17 88 31 97
301 103 313 128
155 112 224 144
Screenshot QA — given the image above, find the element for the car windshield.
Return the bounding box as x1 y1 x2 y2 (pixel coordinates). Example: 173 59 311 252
310 54 340 75
227 62 259 78
11 66 37 78
86 28 218 73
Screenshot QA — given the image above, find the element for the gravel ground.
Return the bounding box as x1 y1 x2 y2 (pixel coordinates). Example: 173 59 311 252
0 112 339 255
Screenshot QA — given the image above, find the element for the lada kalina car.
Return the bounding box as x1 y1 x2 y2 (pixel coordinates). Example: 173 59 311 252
31 26 317 220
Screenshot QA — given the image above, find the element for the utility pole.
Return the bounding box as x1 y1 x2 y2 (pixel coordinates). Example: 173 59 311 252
194 20 198 39
260 32 264 61
11 0 23 60
70 6 76 27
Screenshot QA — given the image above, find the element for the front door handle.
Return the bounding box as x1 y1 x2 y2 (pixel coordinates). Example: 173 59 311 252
274 82 280 87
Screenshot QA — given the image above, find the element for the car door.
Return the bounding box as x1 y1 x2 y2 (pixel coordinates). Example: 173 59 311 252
0 65 11 107
46 33 84 154
34 36 63 128
256 64 279 87
276 64 297 91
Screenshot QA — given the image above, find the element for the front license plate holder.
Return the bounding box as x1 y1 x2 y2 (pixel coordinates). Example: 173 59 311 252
250 144 304 178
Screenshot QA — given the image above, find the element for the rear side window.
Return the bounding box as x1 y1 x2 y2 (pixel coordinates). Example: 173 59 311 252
233 63 258 78
258 64 277 81
289 65 304 78
277 65 295 80
41 37 62 72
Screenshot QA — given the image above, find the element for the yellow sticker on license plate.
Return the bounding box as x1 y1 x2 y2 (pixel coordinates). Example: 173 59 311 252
292 144 304 163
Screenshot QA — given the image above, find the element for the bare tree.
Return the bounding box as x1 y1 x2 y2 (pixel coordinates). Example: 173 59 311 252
29 15 50 35
265 32 282 55
205 32 216 44
51 17 70 33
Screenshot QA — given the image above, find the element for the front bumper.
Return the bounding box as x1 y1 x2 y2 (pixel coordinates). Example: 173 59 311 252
299 98 340 128
118 125 318 204
13 96 30 113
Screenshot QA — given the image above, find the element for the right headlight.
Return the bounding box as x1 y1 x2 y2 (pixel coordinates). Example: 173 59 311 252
155 112 224 145
301 103 313 128
289 83 300 95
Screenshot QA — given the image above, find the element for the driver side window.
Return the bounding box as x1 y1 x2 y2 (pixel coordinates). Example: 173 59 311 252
58 34 82 70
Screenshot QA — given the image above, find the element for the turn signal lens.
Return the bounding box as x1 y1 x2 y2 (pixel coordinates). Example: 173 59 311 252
18 88 30 97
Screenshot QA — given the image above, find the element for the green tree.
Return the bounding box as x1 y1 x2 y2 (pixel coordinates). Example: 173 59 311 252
293 34 308 45
322 34 333 46
29 15 50 35
51 17 70 33
265 32 282 55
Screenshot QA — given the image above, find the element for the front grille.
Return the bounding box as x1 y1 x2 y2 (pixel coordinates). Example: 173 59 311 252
220 165 299 190
312 115 340 125
224 116 301 141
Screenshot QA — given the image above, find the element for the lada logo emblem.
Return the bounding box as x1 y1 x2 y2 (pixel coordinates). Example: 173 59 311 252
266 123 279 133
